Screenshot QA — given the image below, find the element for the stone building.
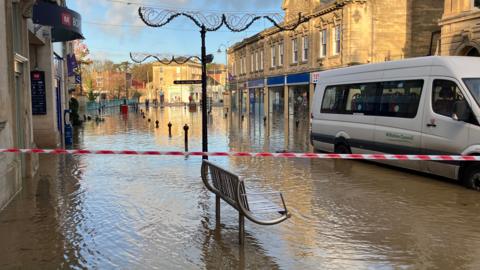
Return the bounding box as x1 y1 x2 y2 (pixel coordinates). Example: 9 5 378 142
440 0 480 56
152 60 202 103
1 0 38 210
227 0 444 130
0 0 83 211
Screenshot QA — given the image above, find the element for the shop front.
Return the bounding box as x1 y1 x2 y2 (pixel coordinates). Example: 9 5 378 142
267 75 285 116
247 79 264 117
286 73 310 120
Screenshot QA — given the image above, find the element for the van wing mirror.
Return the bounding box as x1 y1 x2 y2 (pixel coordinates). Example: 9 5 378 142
452 100 471 122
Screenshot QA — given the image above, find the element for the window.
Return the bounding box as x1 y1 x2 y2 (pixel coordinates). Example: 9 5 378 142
333 25 341 55
271 46 276 68
260 50 264 71
302 36 309 62
345 83 378 115
432 80 467 118
378 80 423 118
278 42 284 66
243 57 246 74
319 29 327 58
464 78 480 106
475 0 480 8
240 57 244 74
292 38 298 63
255 51 259 71
321 80 423 118
251 53 254 72
321 86 346 113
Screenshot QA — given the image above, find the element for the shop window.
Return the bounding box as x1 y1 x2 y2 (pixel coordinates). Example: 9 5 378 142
378 80 423 118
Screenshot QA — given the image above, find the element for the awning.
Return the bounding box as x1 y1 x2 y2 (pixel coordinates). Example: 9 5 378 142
286 72 310 86
32 0 84 42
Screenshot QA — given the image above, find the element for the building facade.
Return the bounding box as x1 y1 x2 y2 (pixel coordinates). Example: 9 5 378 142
152 61 202 103
440 0 480 56
228 0 444 128
0 0 83 211
1 0 38 210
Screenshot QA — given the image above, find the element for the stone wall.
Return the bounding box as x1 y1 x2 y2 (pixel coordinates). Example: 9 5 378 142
0 0 21 211
440 0 480 56
228 0 446 83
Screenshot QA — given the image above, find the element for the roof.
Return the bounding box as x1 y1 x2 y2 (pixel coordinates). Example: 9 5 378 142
316 56 480 80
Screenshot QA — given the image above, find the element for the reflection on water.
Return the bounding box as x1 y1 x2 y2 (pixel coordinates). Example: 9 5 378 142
1 107 480 269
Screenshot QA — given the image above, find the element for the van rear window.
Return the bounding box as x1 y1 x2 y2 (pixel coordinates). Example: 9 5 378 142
321 80 424 118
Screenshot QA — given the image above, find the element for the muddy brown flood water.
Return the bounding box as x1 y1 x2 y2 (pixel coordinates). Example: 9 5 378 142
1 107 480 269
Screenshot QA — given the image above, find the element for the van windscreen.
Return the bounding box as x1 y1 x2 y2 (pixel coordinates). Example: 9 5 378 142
463 78 480 106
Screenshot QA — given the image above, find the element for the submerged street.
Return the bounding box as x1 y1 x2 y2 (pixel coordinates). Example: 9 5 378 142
0 107 479 269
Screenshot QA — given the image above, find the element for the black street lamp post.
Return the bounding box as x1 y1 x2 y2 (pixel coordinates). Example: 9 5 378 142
137 8 310 159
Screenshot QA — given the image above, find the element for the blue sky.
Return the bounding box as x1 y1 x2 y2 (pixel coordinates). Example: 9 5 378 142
67 0 283 64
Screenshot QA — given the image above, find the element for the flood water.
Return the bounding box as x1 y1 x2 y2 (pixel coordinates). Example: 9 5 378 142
1 106 480 269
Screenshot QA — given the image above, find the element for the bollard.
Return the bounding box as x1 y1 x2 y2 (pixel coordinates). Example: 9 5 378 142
168 122 172 137
241 115 244 121
225 113 228 118
155 120 159 128
263 116 267 125
295 119 299 128
183 124 189 152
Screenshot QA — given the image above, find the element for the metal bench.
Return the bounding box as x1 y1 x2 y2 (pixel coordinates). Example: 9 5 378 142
201 160 291 244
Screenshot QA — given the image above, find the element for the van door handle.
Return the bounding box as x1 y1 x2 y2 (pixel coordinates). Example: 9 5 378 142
427 123 437 127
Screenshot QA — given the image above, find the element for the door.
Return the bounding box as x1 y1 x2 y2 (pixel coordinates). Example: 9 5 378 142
421 78 471 179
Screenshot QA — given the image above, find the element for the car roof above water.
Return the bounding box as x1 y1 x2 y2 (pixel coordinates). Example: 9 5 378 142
317 56 480 82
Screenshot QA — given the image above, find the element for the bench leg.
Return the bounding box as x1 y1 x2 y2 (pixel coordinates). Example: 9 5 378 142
215 195 221 224
239 213 245 245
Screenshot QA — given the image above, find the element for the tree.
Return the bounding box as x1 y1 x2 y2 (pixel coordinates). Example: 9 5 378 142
131 63 153 83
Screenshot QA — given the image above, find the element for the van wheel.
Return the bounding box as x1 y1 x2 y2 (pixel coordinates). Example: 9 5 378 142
334 144 351 154
463 165 480 191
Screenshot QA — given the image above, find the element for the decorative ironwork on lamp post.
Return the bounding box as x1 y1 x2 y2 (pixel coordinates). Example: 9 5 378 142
137 7 310 159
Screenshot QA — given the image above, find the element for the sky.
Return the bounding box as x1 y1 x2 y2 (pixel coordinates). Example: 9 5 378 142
67 0 284 64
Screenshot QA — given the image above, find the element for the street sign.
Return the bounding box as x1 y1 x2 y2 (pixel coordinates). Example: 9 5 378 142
174 80 202 85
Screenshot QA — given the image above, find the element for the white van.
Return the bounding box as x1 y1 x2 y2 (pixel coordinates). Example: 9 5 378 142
311 56 480 190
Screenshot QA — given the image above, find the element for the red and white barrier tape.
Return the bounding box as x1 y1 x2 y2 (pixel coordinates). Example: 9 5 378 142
0 148 479 161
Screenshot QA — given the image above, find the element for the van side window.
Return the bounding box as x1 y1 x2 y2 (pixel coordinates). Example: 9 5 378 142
432 80 465 118
432 80 478 125
345 83 378 115
378 80 423 118
321 86 345 113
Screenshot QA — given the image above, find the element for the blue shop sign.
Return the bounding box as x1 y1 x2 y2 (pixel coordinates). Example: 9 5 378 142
267 75 285 87
287 72 310 85
247 79 264 89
